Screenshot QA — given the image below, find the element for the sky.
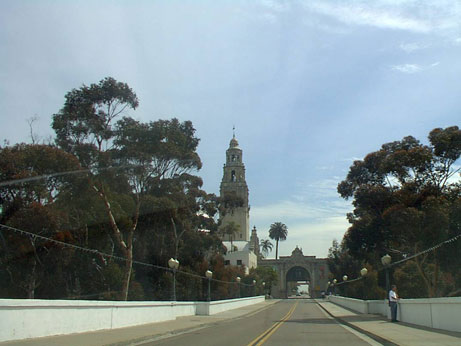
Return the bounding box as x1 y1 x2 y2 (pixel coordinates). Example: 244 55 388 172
1 0 461 258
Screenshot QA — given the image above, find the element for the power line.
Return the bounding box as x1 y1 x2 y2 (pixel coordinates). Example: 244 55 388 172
335 231 461 286
0 223 254 287
390 232 461 267
0 164 145 188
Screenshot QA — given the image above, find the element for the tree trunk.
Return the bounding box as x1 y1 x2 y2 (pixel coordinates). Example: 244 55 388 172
121 245 133 301
433 253 440 298
94 185 136 301
27 257 37 299
276 239 279 260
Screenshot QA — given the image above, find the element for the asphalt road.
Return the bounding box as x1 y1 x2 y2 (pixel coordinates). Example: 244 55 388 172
148 299 376 346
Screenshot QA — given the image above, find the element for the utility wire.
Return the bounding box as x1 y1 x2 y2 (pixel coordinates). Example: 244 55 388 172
335 231 461 286
0 223 255 287
0 164 145 188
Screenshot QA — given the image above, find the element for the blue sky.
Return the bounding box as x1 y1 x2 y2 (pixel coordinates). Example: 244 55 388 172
1 0 461 258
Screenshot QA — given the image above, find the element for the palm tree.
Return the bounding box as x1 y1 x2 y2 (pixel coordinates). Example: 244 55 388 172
268 222 288 260
221 221 240 252
260 239 273 258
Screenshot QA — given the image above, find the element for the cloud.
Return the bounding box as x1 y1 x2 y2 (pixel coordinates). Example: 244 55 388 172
259 215 350 258
341 157 362 162
260 0 290 12
303 2 431 33
391 62 440 74
315 165 334 171
391 64 422 74
399 42 430 53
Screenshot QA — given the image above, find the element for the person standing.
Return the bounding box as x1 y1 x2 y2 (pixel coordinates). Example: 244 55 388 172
389 285 400 322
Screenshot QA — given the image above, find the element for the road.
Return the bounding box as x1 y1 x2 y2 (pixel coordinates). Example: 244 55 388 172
148 299 378 346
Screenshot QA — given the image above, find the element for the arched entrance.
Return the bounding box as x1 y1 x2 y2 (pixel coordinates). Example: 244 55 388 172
258 246 329 298
286 266 311 298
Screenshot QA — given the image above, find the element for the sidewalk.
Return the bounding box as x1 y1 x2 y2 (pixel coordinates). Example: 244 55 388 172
0 300 280 346
317 300 461 346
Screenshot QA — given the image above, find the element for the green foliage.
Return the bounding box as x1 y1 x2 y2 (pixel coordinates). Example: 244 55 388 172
220 221 240 252
337 126 461 297
252 266 278 294
259 239 273 258
1 78 231 302
268 222 288 260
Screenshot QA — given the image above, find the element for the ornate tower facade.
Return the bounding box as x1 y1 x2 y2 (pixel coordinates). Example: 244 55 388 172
220 135 250 242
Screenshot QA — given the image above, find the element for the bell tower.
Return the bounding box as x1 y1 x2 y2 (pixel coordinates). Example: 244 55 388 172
219 133 250 242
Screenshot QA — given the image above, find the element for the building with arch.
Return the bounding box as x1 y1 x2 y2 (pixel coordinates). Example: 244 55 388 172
259 246 330 298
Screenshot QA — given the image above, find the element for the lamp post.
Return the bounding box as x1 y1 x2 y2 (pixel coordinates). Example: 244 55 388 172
333 279 337 295
253 280 256 296
236 276 241 298
205 270 213 302
262 282 266 296
168 258 180 301
361 267 368 300
381 254 392 295
342 275 348 296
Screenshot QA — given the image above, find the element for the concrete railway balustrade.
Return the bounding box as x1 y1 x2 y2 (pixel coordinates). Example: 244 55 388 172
328 295 461 333
0 296 265 342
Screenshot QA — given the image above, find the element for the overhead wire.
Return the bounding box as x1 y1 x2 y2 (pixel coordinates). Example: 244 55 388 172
334 231 461 286
0 223 255 287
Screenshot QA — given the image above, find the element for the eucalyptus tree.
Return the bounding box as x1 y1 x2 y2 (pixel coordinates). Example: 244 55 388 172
52 78 202 300
0 144 82 298
338 126 461 297
268 222 288 260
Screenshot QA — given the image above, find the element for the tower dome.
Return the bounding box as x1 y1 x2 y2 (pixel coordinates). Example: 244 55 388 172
229 137 240 149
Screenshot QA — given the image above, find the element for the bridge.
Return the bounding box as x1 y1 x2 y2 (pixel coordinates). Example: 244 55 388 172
1 297 460 345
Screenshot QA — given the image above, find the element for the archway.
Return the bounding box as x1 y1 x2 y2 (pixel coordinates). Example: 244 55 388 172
286 266 311 298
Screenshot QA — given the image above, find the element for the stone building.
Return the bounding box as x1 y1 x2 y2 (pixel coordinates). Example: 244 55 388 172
258 246 330 298
219 134 258 273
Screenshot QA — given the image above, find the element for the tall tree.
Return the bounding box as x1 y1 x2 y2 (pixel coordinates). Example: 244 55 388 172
268 222 288 260
259 239 273 258
221 221 240 252
0 144 81 298
52 78 202 300
337 126 461 297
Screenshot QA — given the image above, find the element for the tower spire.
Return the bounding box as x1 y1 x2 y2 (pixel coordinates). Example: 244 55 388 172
233 125 236 139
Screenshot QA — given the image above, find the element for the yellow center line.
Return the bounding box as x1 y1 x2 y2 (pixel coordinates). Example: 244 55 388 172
247 301 299 346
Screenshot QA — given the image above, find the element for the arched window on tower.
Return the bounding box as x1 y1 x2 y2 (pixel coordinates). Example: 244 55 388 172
231 170 236 182
231 155 236 162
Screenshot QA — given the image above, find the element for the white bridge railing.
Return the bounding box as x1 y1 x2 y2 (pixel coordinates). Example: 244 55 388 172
328 295 461 333
0 296 265 342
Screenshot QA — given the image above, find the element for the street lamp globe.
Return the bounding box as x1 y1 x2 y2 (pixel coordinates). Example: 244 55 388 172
168 258 179 269
205 270 213 279
262 282 266 287
253 280 256 285
381 254 392 266
236 276 241 283
343 275 348 281
360 268 368 277
333 279 337 284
